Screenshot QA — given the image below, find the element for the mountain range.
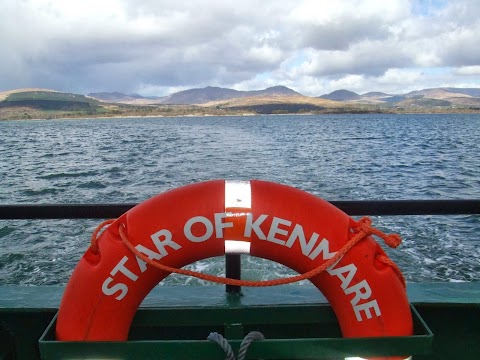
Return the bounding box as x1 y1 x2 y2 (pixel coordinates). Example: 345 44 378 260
89 85 301 105
1 85 480 120
87 86 480 108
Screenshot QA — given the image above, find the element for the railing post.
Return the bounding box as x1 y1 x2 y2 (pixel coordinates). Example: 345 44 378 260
225 254 241 294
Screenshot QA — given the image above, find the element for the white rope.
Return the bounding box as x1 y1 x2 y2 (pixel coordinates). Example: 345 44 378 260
207 332 235 360
207 330 265 360
238 331 265 360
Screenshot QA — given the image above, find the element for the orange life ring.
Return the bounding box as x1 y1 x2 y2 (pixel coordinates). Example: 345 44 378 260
56 180 412 342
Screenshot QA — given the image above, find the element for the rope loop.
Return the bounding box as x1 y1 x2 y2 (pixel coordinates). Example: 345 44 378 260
238 331 265 360
90 219 115 254
89 216 405 288
207 331 265 360
207 332 235 360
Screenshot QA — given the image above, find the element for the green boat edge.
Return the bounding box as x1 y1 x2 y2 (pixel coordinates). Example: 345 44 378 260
1 282 479 359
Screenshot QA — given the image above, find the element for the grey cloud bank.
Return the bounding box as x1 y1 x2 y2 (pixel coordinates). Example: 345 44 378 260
1 0 479 97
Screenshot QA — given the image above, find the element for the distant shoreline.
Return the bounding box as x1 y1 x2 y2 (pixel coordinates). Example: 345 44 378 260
2 108 480 122
2 87 480 120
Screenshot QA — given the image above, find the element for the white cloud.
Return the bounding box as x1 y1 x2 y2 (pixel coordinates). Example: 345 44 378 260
0 0 479 95
300 40 413 77
454 66 480 76
289 0 409 50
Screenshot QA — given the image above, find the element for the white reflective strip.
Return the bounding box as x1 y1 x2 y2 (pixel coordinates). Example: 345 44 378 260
225 240 251 254
224 181 252 255
225 180 251 209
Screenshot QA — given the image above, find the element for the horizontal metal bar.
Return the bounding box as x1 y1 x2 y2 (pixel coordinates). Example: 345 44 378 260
0 200 479 219
0 204 137 219
332 199 480 216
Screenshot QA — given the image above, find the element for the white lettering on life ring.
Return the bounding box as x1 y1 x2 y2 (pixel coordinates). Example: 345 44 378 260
101 212 382 322
184 216 214 242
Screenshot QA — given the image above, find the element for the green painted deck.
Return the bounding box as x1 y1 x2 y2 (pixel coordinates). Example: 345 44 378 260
0 283 479 359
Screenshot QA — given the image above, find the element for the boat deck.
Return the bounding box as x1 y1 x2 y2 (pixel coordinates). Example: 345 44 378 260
1 283 479 359
1 199 479 358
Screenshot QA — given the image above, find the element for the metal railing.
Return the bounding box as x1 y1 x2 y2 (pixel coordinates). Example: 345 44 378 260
1 200 479 219
1 200 479 293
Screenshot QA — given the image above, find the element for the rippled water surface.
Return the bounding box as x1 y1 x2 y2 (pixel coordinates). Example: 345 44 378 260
1 114 479 285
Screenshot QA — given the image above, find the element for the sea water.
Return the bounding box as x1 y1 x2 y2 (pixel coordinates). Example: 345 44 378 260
0 114 479 285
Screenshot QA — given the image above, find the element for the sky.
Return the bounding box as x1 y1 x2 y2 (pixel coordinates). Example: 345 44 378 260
1 0 480 97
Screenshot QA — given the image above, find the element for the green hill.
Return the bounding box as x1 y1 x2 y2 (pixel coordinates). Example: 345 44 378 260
0 89 231 119
0 90 112 119
3 91 99 110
